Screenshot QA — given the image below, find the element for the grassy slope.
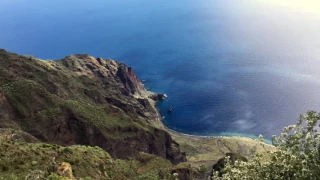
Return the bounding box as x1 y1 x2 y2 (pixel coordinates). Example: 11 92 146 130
170 132 275 167
0 140 177 180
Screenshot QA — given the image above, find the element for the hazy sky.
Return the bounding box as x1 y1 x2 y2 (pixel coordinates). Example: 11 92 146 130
259 0 320 15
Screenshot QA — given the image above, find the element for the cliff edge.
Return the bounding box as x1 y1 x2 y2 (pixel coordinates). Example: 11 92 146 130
0 49 186 164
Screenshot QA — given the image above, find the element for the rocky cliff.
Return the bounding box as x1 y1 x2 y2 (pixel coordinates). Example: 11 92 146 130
0 49 186 164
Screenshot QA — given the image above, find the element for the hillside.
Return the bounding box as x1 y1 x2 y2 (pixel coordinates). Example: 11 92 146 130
0 137 175 179
0 49 272 179
0 49 186 163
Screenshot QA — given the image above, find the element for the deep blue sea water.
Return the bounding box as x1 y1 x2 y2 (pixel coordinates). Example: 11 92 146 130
1 0 320 138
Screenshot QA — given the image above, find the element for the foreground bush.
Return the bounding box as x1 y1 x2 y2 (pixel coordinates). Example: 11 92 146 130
213 111 320 180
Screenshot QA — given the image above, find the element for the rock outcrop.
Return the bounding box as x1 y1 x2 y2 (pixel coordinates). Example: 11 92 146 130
0 49 186 164
150 93 168 101
57 162 74 179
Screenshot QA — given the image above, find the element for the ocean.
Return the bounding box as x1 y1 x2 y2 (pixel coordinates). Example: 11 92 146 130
1 0 320 138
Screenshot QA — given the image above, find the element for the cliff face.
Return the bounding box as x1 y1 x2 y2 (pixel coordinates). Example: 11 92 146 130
0 49 186 164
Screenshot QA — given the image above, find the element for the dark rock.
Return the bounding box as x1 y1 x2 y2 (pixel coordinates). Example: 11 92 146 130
96 57 105 65
105 128 186 164
150 93 167 101
116 64 144 95
137 98 151 108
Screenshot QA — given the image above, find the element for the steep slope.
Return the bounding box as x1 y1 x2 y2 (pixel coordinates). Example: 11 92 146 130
0 49 186 164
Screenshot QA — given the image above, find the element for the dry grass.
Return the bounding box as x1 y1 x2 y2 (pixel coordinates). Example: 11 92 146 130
169 131 276 167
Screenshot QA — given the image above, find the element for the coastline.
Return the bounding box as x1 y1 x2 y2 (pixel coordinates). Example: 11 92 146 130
145 91 275 166
138 69 273 144
150 97 273 145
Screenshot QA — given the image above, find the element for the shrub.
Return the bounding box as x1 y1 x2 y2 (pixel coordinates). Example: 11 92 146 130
199 163 208 173
47 173 70 180
212 111 320 180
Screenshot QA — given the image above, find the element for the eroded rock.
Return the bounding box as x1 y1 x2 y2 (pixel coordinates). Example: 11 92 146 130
150 93 168 101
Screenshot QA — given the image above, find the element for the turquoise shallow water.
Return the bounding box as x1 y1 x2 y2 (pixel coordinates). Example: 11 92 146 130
1 0 320 138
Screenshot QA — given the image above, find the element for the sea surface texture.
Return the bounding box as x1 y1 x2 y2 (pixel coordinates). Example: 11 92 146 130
1 0 320 138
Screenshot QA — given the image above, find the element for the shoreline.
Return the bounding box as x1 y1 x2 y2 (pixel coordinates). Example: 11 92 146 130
139 78 275 162
162 120 274 146
150 99 274 146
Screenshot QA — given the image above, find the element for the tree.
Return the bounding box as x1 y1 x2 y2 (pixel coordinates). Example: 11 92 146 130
213 111 320 180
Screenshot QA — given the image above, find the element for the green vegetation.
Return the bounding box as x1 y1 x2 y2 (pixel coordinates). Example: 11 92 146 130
0 50 181 163
115 152 177 180
63 100 141 131
0 141 119 179
0 140 184 180
212 111 320 180
2 79 57 118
